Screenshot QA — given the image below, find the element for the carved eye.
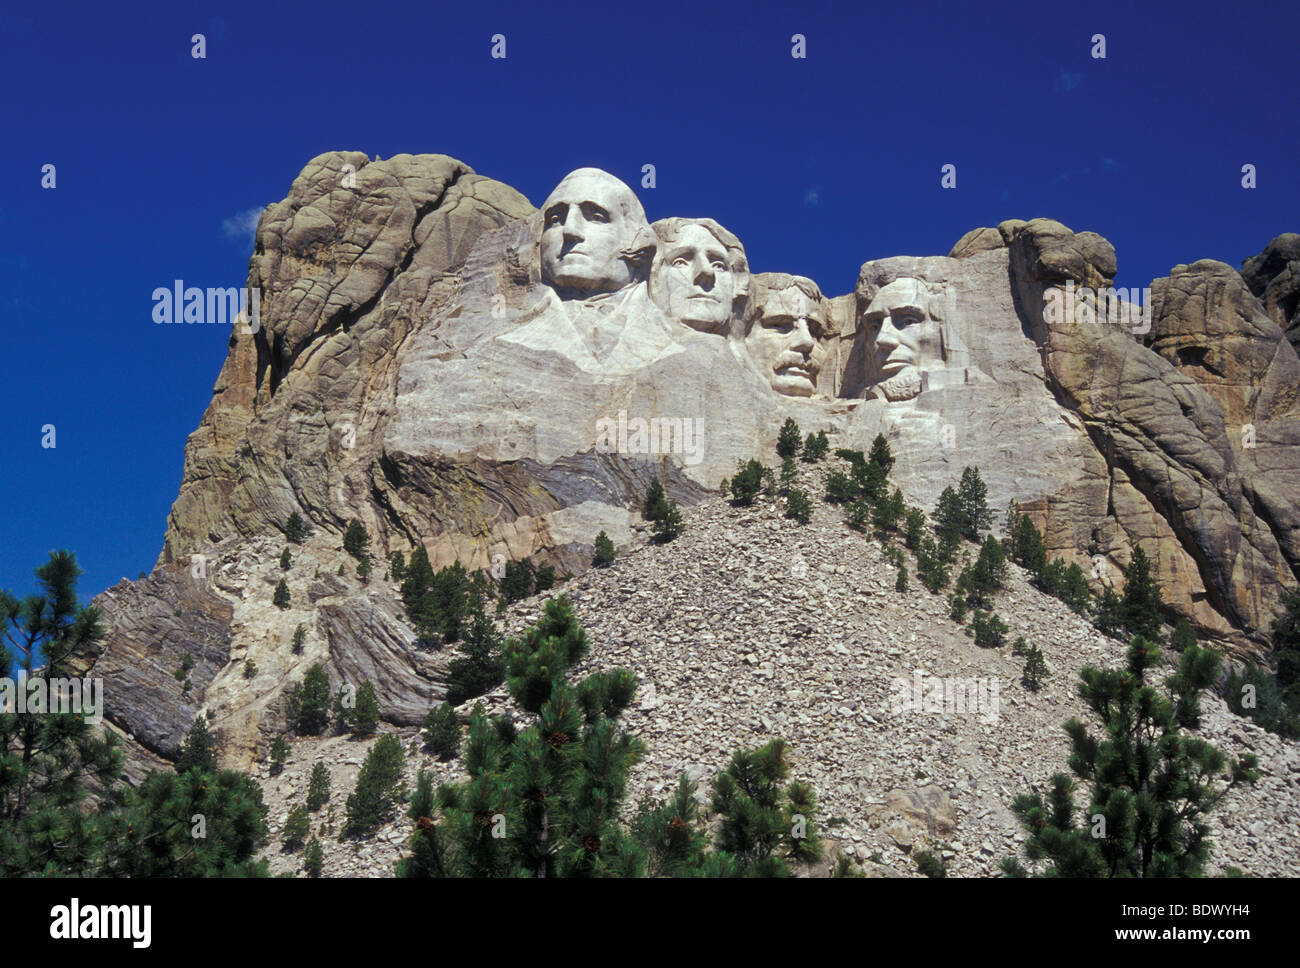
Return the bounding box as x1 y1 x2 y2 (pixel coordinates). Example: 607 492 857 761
896 313 922 328
672 257 690 268
583 205 610 223
711 260 728 271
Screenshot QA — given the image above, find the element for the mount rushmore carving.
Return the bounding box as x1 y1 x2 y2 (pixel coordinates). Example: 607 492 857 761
81 151 1297 758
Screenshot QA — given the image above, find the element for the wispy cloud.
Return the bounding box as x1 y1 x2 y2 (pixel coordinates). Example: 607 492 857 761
1053 69 1084 93
222 206 264 244
803 188 821 206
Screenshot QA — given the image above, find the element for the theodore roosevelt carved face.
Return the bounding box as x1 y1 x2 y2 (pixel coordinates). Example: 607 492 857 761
743 274 828 397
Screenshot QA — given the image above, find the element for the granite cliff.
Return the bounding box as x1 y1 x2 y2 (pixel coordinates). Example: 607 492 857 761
84 152 1298 763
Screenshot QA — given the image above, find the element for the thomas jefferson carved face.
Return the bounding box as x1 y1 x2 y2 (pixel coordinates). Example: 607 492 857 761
540 169 651 296
651 223 736 334
863 278 944 401
745 279 827 397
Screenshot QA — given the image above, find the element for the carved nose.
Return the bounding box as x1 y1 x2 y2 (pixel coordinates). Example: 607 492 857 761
876 315 900 352
694 261 716 290
791 319 815 351
562 212 585 241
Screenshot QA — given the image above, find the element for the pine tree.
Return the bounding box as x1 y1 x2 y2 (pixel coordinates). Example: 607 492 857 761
1021 644 1050 690
824 470 857 505
1225 663 1300 738
1094 586 1126 639
856 460 888 506
285 664 332 735
399 597 644 878
1005 502 1048 576
729 459 765 506
1272 587 1300 683
500 558 534 604
652 501 685 541
777 418 802 459
2 553 276 877
534 564 557 593
269 734 290 776
915 850 947 878
243 659 257 679
282 804 311 850
593 531 616 567
423 703 461 760
629 777 711 876
872 487 905 534
176 716 218 774
1170 618 1197 653
1120 545 1164 641
345 734 405 836
350 681 380 736
904 507 926 550
343 519 369 560
867 433 895 473
895 565 909 592
280 546 292 570
292 623 306 654
642 478 668 521
397 600 824 879
446 592 506 705
801 430 828 462
1001 638 1259 877
357 556 371 584
337 563 346 577
104 767 270 877
915 536 950 593
784 489 813 525
970 610 1009 648
304 836 324 876
933 486 962 545
401 545 434 620
708 738 821 874
389 551 405 582
955 466 993 540
285 511 308 544
306 762 331 811
780 455 798 488
273 579 291 609
1058 562 1093 613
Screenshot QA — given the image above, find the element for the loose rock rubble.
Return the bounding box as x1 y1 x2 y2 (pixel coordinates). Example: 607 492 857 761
252 459 1300 877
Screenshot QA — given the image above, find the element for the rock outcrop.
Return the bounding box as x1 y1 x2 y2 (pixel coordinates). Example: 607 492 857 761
85 156 1298 761
1241 233 1300 354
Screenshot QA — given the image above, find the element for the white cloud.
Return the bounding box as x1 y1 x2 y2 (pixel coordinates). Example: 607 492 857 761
222 206 265 244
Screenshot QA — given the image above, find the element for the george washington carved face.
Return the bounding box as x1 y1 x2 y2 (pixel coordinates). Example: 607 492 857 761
539 169 654 297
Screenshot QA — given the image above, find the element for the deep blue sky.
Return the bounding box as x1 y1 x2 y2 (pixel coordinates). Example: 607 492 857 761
2 0 1296 607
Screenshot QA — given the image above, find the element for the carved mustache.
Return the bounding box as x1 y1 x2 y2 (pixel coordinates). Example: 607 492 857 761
773 351 819 376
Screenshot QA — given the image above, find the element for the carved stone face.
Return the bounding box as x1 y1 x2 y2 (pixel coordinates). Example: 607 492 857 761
653 224 735 333
746 285 826 397
540 169 645 295
863 279 944 400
